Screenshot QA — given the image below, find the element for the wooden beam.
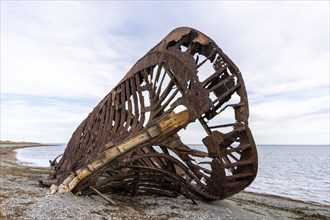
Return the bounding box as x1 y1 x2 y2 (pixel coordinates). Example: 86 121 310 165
89 186 116 205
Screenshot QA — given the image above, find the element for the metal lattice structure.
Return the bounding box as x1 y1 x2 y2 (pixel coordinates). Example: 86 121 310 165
46 27 258 202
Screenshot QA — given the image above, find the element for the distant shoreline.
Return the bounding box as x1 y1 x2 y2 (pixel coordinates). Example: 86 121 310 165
0 140 41 144
0 142 61 154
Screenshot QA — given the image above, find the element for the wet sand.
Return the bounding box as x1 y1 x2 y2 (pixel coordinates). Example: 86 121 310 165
1 146 329 220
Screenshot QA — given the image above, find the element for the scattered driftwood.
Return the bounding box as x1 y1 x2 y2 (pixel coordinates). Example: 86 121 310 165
39 179 57 187
89 186 116 205
49 154 63 167
44 27 258 202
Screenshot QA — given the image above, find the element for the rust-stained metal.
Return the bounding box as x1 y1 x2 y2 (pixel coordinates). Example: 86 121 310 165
44 27 258 202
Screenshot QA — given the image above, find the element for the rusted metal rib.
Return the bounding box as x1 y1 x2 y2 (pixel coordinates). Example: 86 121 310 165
45 27 258 202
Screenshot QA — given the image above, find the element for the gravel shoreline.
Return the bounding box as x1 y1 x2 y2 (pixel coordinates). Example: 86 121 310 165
1 146 329 220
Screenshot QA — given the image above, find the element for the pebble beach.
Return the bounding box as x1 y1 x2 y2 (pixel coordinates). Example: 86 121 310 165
1 144 329 220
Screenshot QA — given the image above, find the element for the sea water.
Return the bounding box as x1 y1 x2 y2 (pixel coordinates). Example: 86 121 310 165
247 145 330 205
15 144 66 167
15 144 330 205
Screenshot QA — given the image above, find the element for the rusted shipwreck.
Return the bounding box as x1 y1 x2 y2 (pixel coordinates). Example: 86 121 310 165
44 27 258 203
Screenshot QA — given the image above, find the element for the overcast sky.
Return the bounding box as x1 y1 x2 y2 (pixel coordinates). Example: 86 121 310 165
1 1 329 145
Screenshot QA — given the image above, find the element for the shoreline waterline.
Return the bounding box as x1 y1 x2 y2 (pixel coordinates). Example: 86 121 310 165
14 144 66 167
3 144 330 206
1 145 329 219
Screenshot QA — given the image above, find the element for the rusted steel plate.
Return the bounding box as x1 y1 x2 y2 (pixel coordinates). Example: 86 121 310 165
44 27 258 202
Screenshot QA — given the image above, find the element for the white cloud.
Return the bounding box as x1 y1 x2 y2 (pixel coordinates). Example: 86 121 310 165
1 1 329 144
0 96 93 143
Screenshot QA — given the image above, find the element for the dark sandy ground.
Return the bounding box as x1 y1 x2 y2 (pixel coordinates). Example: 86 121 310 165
1 145 329 220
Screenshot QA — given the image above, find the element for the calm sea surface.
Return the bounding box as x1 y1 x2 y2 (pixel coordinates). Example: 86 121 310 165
15 144 330 205
247 145 330 205
15 144 66 167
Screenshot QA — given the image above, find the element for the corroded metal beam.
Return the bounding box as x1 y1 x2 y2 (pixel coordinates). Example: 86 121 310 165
45 27 258 202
